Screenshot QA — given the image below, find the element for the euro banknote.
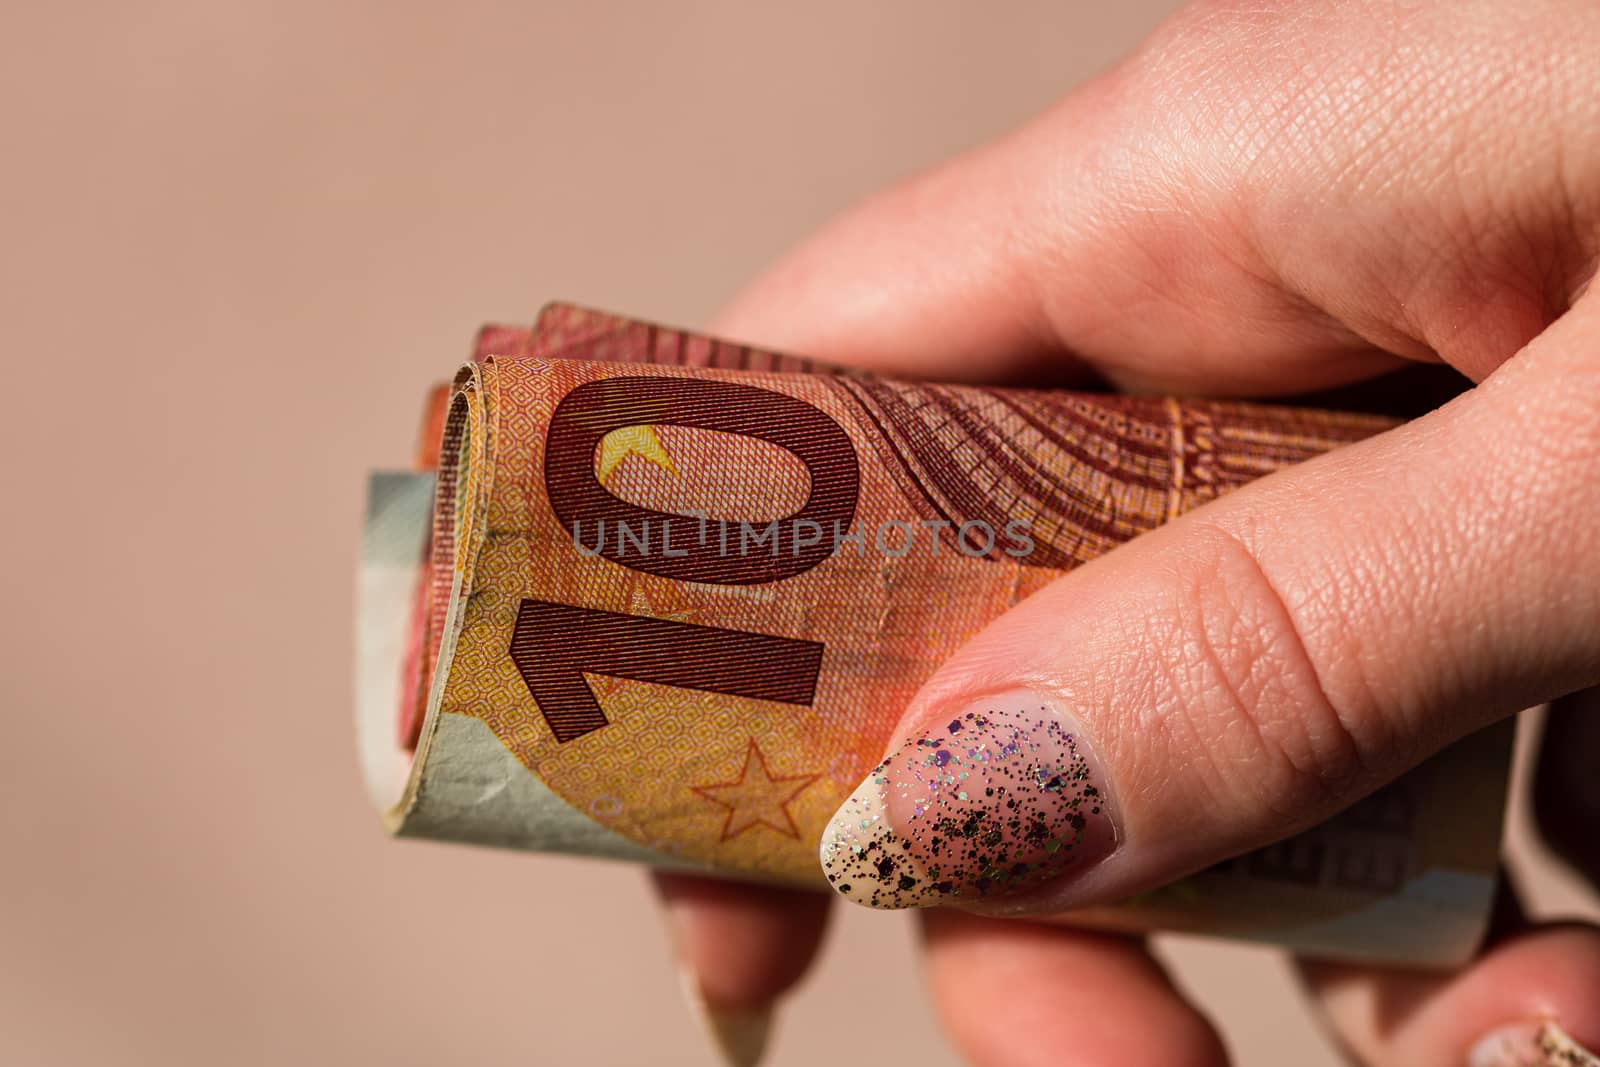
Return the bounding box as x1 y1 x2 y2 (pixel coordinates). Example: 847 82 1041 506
356 304 1512 964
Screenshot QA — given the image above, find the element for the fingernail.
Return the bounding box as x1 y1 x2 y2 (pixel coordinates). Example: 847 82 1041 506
819 690 1118 910
1470 1021 1600 1066
678 966 773 1067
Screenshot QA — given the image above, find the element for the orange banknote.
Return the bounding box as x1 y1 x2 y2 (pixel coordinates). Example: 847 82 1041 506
357 305 1511 964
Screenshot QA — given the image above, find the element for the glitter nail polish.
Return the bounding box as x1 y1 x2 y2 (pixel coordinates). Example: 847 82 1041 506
819 691 1118 909
1470 1021 1600 1067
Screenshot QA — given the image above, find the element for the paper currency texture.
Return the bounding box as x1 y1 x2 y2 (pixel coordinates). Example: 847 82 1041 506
357 304 1512 964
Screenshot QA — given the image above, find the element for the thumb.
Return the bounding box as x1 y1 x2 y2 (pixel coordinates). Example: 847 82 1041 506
818 298 1600 913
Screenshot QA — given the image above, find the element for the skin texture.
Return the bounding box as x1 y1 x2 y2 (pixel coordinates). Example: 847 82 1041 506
656 1 1600 1062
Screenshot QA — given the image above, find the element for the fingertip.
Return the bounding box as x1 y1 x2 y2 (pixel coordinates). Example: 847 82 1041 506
653 872 832 1010
1305 922 1600 1066
677 964 774 1067
819 692 1119 913
923 911 1230 1067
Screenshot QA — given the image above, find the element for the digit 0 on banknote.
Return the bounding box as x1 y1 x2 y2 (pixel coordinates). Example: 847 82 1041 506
357 304 1512 964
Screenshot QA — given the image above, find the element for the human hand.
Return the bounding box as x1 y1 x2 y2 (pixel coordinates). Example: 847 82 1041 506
659 1 1600 1063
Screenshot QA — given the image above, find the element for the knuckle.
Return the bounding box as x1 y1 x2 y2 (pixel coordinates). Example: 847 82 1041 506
1149 523 1375 830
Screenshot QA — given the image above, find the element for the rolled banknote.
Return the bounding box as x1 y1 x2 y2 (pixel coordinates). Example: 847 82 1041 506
357 303 1512 965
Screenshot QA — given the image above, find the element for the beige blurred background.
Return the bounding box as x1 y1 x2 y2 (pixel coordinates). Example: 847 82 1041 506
1 3 1594 1065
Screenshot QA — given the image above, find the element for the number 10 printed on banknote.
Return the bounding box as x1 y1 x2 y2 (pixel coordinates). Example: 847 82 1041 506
358 303 1512 965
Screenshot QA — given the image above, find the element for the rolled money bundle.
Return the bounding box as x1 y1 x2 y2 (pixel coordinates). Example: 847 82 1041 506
357 304 1512 965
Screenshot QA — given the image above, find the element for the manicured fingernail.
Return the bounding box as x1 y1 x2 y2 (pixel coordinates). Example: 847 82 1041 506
678 966 773 1067
1470 1021 1600 1066
819 690 1118 909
